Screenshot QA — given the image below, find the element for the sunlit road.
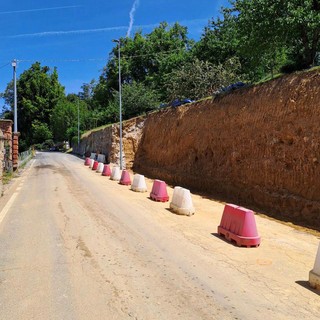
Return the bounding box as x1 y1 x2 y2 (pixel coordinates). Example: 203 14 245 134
0 152 319 320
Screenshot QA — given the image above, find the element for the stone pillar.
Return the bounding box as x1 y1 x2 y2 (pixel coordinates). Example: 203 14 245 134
0 129 4 195
0 120 13 172
12 132 19 171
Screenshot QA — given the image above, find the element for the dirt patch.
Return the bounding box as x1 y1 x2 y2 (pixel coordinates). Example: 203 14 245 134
34 164 55 170
76 236 92 258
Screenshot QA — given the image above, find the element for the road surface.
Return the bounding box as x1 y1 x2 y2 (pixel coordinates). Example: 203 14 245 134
0 152 319 319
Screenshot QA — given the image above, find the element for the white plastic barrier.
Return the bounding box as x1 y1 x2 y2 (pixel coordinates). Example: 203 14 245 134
110 166 121 181
96 162 104 173
171 186 182 206
131 174 147 192
89 159 95 168
309 242 320 290
170 186 195 216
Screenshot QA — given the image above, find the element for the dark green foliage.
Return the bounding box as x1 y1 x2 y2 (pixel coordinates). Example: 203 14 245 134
51 95 91 143
2 62 65 149
111 82 160 120
196 0 320 80
94 22 194 103
31 121 53 144
166 57 242 100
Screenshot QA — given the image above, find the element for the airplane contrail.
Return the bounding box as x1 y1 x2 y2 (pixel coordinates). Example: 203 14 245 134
126 0 140 38
3 19 209 39
6 27 128 38
0 5 81 15
4 24 158 39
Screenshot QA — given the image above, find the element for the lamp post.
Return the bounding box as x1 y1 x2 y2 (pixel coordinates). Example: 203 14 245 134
12 59 17 133
112 39 123 170
77 98 80 148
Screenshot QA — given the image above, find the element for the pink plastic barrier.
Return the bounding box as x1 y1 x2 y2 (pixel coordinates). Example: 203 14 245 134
102 164 111 176
217 204 260 247
84 157 91 166
120 170 131 185
150 180 169 202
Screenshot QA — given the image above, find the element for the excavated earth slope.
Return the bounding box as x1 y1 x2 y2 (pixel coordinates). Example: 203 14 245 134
134 69 320 229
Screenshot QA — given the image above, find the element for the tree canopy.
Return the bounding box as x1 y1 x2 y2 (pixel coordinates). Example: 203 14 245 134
2 62 65 148
1 2 319 151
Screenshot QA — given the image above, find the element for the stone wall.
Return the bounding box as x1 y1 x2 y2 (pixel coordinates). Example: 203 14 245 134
74 116 145 169
0 129 4 195
0 120 13 171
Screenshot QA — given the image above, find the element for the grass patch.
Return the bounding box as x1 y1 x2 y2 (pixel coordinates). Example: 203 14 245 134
197 96 212 102
81 123 113 138
2 171 14 185
19 160 28 170
255 66 320 86
81 113 148 138
254 73 284 85
307 65 320 72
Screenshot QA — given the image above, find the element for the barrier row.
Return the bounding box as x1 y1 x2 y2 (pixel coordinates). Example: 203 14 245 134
85 157 259 245
85 159 195 214
84 157 320 291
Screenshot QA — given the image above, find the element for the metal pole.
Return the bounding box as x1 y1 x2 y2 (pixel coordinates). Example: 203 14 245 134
117 41 123 170
77 99 80 147
12 60 18 133
112 39 123 169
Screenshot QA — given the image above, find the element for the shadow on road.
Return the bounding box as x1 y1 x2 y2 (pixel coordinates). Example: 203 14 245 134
295 280 320 296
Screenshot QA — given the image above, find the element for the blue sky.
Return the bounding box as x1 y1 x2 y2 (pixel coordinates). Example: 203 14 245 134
0 0 229 104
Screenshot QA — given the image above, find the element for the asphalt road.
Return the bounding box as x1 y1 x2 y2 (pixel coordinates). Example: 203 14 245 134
0 151 319 320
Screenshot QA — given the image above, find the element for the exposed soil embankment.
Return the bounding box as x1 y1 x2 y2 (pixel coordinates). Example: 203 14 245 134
134 70 320 229
74 117 145 168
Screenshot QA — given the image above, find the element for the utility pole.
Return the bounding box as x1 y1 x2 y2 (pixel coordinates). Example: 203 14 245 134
77 98 80 148
11 59 19 171
12 60 17 133
112 39 123 170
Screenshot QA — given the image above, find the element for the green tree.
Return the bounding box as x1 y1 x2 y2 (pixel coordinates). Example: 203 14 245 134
32 120 53 144
166 57 242 100
93 22 194 107
194 10 239 66
107 82 159 121
232 0 320 70
79 79 97 110
51 95 89 142
2 62 65 148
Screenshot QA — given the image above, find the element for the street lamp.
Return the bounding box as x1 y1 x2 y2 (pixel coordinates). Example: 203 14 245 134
112 39 123 170
11 59 18 133
77 98 80 148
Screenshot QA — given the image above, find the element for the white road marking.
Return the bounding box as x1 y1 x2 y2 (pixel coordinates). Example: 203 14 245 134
0 158 35 227
0 192 18 226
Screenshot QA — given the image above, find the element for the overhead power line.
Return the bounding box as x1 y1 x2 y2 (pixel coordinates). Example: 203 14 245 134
0 62 10 70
